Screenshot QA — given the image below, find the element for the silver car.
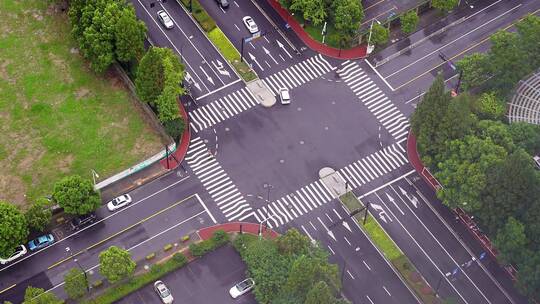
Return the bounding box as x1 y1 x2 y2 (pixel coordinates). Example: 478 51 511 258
154 280 174 304
157 10 174 29
229 278 255 299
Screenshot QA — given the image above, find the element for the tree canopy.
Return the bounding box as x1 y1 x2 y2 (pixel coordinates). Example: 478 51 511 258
332 0 364 37
99 246 136 283
52 175 101 215
23 286 63 304
64 267 88 300
0 201 29 258
25 198 52 232
400 10 419 34
431 0 459 12
370 23 389 46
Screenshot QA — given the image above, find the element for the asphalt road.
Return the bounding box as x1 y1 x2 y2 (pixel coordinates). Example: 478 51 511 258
118 245 256 304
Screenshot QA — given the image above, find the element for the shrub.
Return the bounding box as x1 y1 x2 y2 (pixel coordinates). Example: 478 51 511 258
172 252 187 265
163 117 186 140
182 235 190 242
145 253 155 260
92 280 103 288
211 230 229 247
164 244 173 251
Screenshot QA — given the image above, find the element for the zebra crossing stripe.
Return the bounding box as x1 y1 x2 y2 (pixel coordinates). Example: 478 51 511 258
281 69 298 87
286 194 304 215
309 183 326 203
278 199 294 220
296 62 314 81
359 158 377 180
294 192 311 212
366 155 385 175
304 187 321 206
370 153 389 174
340 168 357 188
378 150 397 170
344 166 361 187
290 65 306 85
352 162 368 184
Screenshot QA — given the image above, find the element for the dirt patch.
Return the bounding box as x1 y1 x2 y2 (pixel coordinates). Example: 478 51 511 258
17 149 45 174
75 88 91 100
57 154 74 173
0 174 27 207
49 52 73 84
107 70 126 90
0 59 15 84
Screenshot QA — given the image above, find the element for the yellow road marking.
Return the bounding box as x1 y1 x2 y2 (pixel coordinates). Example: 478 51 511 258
48 194 196 270
393 9 540 91
0 284 16 294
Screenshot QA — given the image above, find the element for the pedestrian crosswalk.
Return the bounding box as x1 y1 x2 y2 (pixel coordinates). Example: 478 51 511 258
261 54 335 96
185 137 252 221
188 87 258 133
338 61 409 141
252 142 409 228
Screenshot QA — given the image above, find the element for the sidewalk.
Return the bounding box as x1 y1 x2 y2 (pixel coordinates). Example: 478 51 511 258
198 222 280 240
159 95 192 170
263 0 367 59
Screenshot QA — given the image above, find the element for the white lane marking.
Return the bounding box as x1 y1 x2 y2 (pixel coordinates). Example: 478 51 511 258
365 59 395 91
333 208 343 220
249 42 255 49
386 193 405 215
194 193 217 224
234 23 241 31
343 236 352 246
195 78 242 101
359 170 415 199
265 60 271 68
234 0 239 7
301 225 315 242
309 221 317 231
220 6 226 13
363 260 371 271
347 270 355 280
327 245 335 255
263 36 270 43
366 295 375 304
279 54 286 61
383 286 392 296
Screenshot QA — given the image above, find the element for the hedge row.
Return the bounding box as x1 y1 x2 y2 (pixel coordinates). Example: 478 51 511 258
189 229 230 257
179 0 216 32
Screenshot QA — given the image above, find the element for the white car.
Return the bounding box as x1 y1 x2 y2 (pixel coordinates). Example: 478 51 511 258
242 16 258 34
157 10 174 29
0 245 27 265
534 155 540 170
154 280 174 304
107 194 132 212
229 278 255 299
279 88 290 105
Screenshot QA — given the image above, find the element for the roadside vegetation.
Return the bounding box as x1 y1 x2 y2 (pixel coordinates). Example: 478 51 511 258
234 229 350 304
0 0 164 208
339 192 440 303
412 14 540 302
180 0 257 82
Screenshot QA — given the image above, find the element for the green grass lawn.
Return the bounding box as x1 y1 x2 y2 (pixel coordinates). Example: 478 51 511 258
293 15 342 48
0 0 164 207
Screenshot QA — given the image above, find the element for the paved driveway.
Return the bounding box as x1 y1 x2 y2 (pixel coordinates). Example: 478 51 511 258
118 245 257 304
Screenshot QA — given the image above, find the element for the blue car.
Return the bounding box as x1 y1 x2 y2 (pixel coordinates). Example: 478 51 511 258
28 234 55 251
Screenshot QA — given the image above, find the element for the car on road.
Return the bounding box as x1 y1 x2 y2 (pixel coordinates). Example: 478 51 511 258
534 155 540 170
229 278 255 299
0 245 28 265
215 0 229 8
242 16 258 34
279 88 290 105
70 212 97 231
28 234 55 251
157 10 174 29
154 280 174 304
107 194 132 212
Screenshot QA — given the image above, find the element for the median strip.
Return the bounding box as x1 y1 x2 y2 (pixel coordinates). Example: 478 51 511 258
339 192 438 303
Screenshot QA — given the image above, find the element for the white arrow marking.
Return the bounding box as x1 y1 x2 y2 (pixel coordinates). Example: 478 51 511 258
199 66 214 85
370 203 392 223
185 72 201 91
342 221 352 232
370 203 384 212
386 193 405 215
317 217 336 241
263 46 279 65
248 52 264 71
399 186 419 208
277 40 292 58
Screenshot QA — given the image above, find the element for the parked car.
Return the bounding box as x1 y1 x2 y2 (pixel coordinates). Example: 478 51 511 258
279 88 291 105
534 155 540 170
242 16 258 34
0 245 28 265
229 278 255 299
107 194 132 212
70 212 97 231
215 0 229 8
28 234 55 251
157 10 174 29
154 280 174 304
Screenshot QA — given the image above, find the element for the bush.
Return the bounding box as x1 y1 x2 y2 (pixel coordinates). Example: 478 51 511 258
172 252 187 265
145 253 155 260
182 235 190 242
92 280 103 288
163 117 185 140
211 230 230 247
164 244 173 251
180 0 216 32
190 230 229 257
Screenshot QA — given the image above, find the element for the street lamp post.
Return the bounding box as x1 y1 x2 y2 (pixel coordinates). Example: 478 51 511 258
263 183 274 203
91 169 99 185
259 213 278 240
66 247 89 292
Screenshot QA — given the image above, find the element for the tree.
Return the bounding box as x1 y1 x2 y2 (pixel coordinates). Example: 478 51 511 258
475 120 515 153
370 23 389 45
64 267 88 300
276 228 311 256
290 0 327 26
494 217 528 265
431 0 459 12
456 53 490 92
516 250 540 301
471 92 506 121
99 246 136 283
53 175 101 215
477 149 540 234
163 117 186 140
25 198 52 232
135 47 166 105
0 201 28 258
333 0 364 37
285 254 340 302
304 281 335 304
400 10 419 34
515 14 540 70
411 75 451 166
435 135 507 211
114 6 147 62
279 0 292 9
23 286 62 304
508 122 540 155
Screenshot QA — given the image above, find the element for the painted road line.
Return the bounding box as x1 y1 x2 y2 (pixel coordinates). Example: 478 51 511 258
366 295 375 304
359 170 415 199
0 284 16 295
48 194 198 270
327 245 335 255
195 193 217 224
347 270 355 280
365 59 395 91
363 260 371 271
383 286 392 296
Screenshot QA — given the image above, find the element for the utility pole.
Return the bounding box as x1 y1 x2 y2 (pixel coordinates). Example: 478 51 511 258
240 37 245 62
165 144 170 169
263 183 274 203
66 247 89 292
363 201 370 225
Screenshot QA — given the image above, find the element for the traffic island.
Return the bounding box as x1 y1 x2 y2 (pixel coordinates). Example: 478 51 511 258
339 192 440 304
246 80 275 108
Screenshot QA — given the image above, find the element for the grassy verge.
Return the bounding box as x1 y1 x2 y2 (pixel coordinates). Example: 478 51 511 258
0 0 163 207
179 0 257 82
339 192 440 303
292 15 341 48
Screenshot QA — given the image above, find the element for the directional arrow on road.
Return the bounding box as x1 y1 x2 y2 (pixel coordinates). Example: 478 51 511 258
277 40 292 59
317 217 336 241
342 221 352 232
185 72 201 91
399 186 419 208
263 46 279 65
212 60 231 77
370 203 392 223
386 193 405 215
199 66 214 85
248 52 264 71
